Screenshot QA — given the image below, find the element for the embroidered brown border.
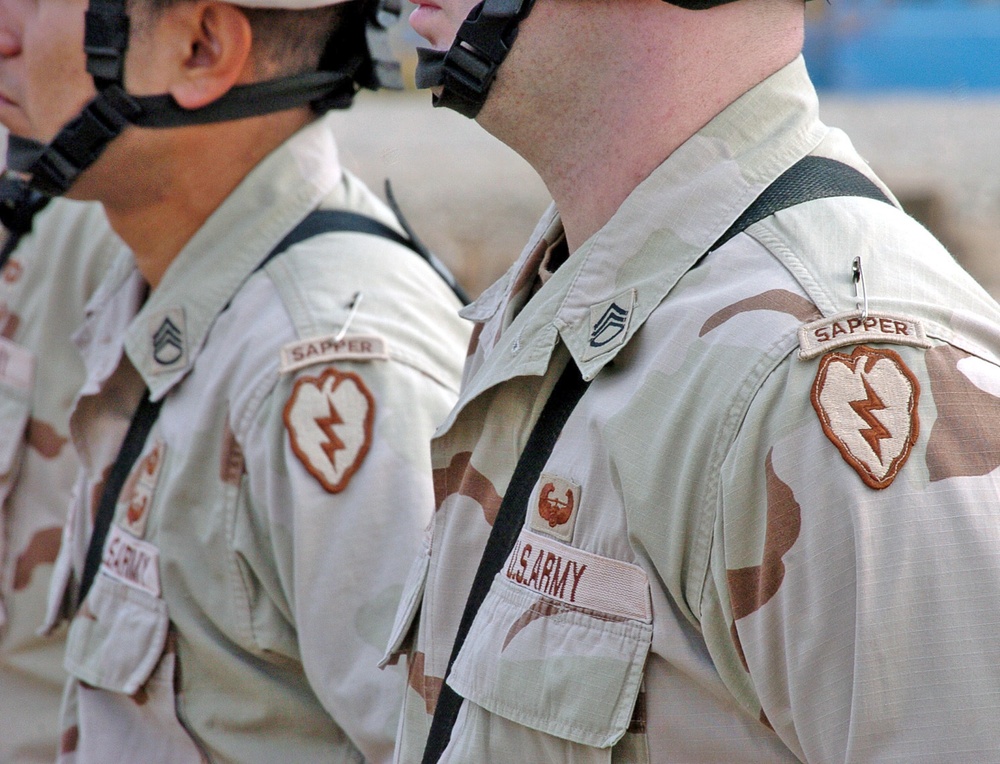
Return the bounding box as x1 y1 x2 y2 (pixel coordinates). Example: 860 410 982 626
283 367 376 494
810 345 920 490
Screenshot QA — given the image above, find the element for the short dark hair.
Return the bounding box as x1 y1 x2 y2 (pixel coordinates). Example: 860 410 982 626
128 0 350 78
241 6 343 78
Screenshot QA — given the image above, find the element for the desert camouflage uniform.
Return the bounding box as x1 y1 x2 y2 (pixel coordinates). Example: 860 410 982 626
0 199 120 763
385 57 1000 763
43 113 469 763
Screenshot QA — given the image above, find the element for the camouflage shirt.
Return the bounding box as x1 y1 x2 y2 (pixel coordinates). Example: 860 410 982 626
386 57 1000 763
0 199 120 763
44 114 470 763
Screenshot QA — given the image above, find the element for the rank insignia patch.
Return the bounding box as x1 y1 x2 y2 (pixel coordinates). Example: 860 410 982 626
283 367 375 494
149 308 187 371
811 345 920 489
529 474 581 542
584 290 636 361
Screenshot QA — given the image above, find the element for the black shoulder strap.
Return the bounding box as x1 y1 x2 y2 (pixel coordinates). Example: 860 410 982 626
76 206 452 609
710 155 892 252
384 180 471 306
77 394 163 607
265 209 415 264
261 207 470 305
421 361 590 764
420 154 896 762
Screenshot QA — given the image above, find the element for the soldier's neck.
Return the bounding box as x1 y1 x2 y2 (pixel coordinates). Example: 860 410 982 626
101 110 310 290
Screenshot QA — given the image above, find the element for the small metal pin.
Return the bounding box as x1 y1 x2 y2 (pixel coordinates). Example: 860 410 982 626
852 256 869 320
335 292 363 342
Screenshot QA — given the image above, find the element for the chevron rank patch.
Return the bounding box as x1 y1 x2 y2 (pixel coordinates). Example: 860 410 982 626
283 367 375 494
811 345 920 489
149 308 187 372
583 289 636 361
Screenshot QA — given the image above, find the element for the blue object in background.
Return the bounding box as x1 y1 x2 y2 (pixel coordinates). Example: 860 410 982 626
804 0 1000 92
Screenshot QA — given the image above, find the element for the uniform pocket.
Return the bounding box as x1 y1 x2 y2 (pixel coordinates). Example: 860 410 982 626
0 382 31 478
64 572 169 694
447 530 653 749
0 383 31 627
380 529 431 667
63 572 206 762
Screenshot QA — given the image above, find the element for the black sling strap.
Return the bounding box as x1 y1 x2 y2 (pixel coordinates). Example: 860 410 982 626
421 360 590 764
76 208 449 608
421 154 895 762
266 210 415 262
77 393 163 606
710 155 892 252
262 207 470 305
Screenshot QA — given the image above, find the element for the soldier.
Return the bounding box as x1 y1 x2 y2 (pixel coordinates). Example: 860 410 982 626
0 170 122 760
0 0 469 760
384 1 1000 762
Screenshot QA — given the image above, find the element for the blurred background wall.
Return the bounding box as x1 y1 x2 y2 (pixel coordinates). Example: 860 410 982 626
331 0 1000 299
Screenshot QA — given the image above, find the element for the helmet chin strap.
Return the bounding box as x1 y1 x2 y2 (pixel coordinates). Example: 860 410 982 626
416 0 789 118
7 0 396 197
5 135 48 178
415 0 537 119
5 71 357 197
414 48 448 90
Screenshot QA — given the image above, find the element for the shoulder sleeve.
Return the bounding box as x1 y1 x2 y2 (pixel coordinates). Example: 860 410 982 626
239 246 466 760
708 338 1000 761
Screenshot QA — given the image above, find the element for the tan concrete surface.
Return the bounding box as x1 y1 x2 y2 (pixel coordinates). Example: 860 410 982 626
328 90 550 299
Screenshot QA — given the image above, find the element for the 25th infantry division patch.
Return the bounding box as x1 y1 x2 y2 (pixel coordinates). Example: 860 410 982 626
283 367 375 494
811 345 920 489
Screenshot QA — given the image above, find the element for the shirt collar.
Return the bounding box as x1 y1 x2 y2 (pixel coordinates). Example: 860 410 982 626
468 56 828 387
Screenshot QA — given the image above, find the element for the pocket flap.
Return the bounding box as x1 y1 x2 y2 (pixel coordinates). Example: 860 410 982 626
0 383 31 476
447 531 653 749
65 572 169 696
379 529 431 668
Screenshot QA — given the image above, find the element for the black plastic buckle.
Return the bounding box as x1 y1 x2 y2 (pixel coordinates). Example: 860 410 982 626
437 44 496 117
84 2 131 87
29 87 141 195
436 0 535 118
0 174 46 235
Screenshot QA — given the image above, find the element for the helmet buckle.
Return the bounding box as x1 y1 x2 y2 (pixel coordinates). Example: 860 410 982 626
84 3 131 87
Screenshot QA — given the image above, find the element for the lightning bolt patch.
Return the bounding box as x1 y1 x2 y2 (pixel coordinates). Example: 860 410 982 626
850 376 891 460
811 345 920 490
284 368 376 494
316 399 347 469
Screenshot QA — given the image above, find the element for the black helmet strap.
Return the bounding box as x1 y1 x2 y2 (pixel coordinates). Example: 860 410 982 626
8 0 386 195
9 86 140 197
9 70 357 196
417 0 537 119
420 0 799 118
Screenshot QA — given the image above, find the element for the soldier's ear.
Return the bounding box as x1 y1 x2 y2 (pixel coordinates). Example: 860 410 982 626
164 0 253 111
